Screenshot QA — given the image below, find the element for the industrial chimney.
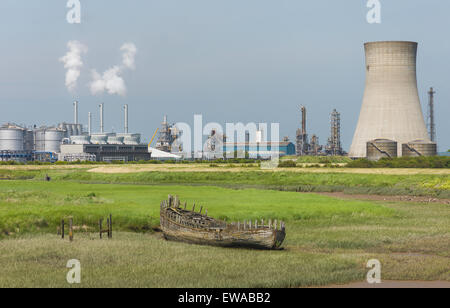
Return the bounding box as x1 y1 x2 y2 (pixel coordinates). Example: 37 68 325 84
124 104 129 134
349 41 430 158
88 112 92 135
99 103 104 133
73 101 79 124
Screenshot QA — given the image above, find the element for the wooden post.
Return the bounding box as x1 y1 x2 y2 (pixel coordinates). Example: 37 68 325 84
109 214 112 239
199 206 203 214
205 209 208 217
249 220 252 229
107 217 110 238
61 219 65 239
274 220 278 231
69 218 73 242
99 218 103 239
192 203 196 212
268 219 272 229
261 219 264 228
184 202 187 210
243 220 246 230
255 220 258 229
237 221 240 231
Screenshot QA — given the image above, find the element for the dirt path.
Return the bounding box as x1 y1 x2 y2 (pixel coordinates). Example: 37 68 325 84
317 192 450 205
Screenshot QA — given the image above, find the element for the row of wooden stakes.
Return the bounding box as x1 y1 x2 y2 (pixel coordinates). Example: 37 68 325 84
162 195 209 216
230 219 286 231
57 215 113 241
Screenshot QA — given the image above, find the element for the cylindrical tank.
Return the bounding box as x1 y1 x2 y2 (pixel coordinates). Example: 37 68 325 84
107 135 124 145
90 134 108 144
23 130 34 151
34 128 65 153
402 140 437 157
70 135 91 145
366 139 398 161
0 126 25 151
350 41 430 158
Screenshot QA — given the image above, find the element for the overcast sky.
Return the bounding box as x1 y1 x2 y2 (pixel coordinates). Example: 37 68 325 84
0 0 448 151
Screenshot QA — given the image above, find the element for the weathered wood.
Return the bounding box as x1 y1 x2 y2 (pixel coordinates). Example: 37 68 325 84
61 220 65 239
109 214 112 239
99 218 103 239
160 197 286 250
69 218 73 242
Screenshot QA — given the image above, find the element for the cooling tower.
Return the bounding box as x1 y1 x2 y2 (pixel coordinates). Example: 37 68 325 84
349 41 430 158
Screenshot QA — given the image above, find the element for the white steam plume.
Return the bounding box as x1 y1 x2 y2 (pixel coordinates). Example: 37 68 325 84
59 40 88 92
90 66 127 96
121 43 137 70
90 43 137 96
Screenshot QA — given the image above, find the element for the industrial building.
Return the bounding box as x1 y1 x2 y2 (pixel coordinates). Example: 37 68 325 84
155 116 181 153
0 101 150 163
295 106 344 156
60 144 150 162
349 41 437 159
202 128 296 159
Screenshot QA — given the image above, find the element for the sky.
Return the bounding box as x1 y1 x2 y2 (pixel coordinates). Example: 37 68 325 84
0 0 448 151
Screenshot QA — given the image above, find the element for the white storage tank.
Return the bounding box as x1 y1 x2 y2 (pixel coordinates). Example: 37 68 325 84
34 127 65 153
0 125 25 151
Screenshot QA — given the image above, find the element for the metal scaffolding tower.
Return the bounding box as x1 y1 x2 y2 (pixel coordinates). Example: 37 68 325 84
427 87 436 142
296 106 309 156
328 109 342 155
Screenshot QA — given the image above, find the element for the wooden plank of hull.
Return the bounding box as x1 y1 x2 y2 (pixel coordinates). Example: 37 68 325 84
160 210 286 250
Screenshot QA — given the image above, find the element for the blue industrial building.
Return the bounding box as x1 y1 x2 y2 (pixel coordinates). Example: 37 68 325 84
224 141 296 158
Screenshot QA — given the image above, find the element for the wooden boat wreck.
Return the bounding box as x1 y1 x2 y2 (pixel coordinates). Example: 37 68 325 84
160 195 286 250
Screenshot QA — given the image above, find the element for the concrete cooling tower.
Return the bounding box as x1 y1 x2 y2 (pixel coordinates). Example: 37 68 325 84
349 41 430 158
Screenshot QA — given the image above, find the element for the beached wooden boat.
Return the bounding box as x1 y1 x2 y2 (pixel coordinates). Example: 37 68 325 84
160 195 286 250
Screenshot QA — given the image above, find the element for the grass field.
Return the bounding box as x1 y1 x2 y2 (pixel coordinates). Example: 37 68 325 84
0 175 449 287
0 165 449 198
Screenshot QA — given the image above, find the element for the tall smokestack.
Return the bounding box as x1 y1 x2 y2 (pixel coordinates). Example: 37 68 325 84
349 41 429 157
99 103 104 133
88 112 92 135
300 106 306 134
124 104 129 134
73 101 79 124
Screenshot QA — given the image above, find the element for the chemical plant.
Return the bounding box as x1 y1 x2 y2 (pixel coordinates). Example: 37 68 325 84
0 41 441 163
0 102 149 163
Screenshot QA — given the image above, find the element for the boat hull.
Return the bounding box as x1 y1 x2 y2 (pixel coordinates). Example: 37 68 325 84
160 210 286 250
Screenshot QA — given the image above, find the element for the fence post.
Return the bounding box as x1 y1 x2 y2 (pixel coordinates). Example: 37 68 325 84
69 218 73 242
61 219 65 239
109 214 112 239
99 218 103 239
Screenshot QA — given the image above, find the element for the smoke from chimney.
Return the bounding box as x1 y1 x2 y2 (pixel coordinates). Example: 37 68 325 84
90 43 137 96
59 41 88 92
